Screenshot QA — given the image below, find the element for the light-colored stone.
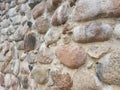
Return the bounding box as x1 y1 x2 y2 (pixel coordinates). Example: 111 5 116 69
44 28 60 45
51 1 70 26
72 69 101 90
10 15 21 25
0 19 10 28
20 61 29 74
113 24 120 39
73 23 113 43
12 59 20 76
72 0 120 21
25 52 37 64
87 45 110 59
96 49 120 85
4 74 18 90
7 7 17 17
31 66 49 84
55 44 86 69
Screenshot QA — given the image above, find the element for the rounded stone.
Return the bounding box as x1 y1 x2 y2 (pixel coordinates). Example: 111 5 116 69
55 44 86 69
72 23 112 43
51 71 72 90
44 27 60 46
31 66 48 84
96 49 120 85
51 1 70 26
24 31 36 52
46 0 62 12
35 16 49 34
32 1 45 19
72 70 101 90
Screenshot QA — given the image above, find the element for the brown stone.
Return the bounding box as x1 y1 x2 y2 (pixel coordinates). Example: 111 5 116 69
47 0 62 12
51 1 70 26
35 16 49 34
72 70 101 90
32 1 45 19
37 53 52 64
96 49 120 85
55 44 86 69
24 31 36 52
51 71 72 90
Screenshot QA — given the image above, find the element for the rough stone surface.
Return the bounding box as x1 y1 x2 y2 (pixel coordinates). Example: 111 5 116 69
73 23 113 43
51 71 73 90
55 44 87 69
72 69 101 90
72 0 120 21
32 1 45 19
51 1 70 26
18 75 29 89
35 16 49 34
96 49 120 85
24 31 36 52
37 53 52 64
44 28 60 46
47 0 62 12
87 45 110 59
31 66 48 84
1 0 120 89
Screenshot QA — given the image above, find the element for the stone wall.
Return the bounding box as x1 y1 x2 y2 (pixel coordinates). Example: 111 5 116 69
0 0 120 90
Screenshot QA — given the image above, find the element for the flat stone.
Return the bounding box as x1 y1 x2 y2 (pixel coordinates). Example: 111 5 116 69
32 1 45 19
24 31 36 52
55 44 86 69
72 0 120 21
96 49 120 85
31 66 48 84
72 69 101 90
73 23 112 43
51 71 72 90
51 1 70 26
87 45 110 59
35 16 49 34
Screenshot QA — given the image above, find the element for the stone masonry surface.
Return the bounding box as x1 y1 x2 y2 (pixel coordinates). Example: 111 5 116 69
1 0 120 90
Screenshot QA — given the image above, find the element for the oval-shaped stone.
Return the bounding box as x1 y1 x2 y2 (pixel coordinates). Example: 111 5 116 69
55 44 86 69
51 1 70 26
24 31 36 52
96 50 120 85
